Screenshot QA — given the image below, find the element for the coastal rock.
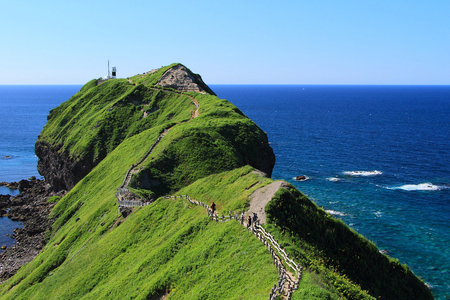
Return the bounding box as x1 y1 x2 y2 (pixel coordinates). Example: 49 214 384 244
35 140 95 191
0 181 19 189
18 179 31 191
0 179 60 280
0 195 11 209
295 175 306 181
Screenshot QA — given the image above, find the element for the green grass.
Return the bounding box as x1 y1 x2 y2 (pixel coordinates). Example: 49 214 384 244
39 80 194 161
3 63 432 300
292 271 340 300
176 165 271 214
264 185 433 300
128 63 178 86
126 87 274 199
0 142 278 300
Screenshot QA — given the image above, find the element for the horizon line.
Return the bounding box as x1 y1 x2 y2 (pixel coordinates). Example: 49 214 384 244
1 83 449 86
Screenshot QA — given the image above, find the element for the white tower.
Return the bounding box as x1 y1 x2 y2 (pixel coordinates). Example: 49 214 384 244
111 66 117 79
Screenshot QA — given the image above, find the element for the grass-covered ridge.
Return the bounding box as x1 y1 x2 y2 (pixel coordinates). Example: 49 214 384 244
36 63 274 191
0 153 279 299
5 63 432 299
40 78 192 160
175 169 433 300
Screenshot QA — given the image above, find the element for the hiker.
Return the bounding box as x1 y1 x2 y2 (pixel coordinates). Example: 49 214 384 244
247 215 252 228
253 212 258 226
211 202 216 214
240 212 245 224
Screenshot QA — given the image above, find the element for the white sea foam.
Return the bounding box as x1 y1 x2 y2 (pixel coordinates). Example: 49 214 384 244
326 210 346 216
326 177 342 182
391 183 441 191
343 170 382 177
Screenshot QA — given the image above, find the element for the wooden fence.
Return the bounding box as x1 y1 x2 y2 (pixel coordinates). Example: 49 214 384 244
164 195 303 300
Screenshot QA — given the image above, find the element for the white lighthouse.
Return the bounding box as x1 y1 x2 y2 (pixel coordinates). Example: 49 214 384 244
111 66 117 79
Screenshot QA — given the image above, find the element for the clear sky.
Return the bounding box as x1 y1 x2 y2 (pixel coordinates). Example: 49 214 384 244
1 0 449 85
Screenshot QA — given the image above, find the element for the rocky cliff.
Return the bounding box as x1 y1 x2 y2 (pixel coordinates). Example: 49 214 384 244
35 141 98 191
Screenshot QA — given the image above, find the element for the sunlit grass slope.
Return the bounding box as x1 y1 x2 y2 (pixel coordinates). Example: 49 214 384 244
176 168 433 300
4 63 432 300
37 64 274 195
40 78 193 161
0 138 279 299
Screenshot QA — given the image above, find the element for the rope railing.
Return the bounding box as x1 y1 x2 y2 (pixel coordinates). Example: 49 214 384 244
119 165 134 189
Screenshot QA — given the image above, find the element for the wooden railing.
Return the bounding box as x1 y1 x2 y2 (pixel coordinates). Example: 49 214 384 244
112 86 302 298
164 195 303 299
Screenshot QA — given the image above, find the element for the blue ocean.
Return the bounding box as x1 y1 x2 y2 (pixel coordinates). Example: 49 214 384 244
0 85 81 249
1 85 449 298
211 85 450 299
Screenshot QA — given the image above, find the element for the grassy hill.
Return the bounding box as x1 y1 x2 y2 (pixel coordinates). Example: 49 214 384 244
0 64 433 299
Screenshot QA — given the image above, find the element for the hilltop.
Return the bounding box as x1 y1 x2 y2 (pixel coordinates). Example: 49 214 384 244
35 63 274 193
0 64 433 299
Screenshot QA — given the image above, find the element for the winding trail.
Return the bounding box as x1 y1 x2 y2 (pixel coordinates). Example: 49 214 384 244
116 82 200 203
247 180 290 225
116 81 302 299
164 194 302 300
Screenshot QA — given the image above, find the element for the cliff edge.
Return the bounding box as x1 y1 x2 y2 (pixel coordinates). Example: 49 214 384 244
0 64 431 300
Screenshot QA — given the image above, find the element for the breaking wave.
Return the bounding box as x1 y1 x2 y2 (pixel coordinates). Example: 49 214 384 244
326 177 342 182
389 183 442 191
326 210 347 216
343 170 382 177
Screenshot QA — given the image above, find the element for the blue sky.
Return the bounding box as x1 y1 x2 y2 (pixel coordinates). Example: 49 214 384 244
1 0 449 85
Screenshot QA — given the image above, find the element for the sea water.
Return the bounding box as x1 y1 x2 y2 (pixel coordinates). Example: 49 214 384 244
211 84 450 299
1 85 449 298
0 85 81 249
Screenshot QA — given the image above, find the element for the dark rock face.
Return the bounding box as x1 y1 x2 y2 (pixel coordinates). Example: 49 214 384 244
35 140 98 192
256 139 275 178
0 181 19 189
0 179 64 280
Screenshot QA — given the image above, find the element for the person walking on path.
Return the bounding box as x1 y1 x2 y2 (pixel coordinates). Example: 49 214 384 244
211 202 216 215
252 212 258 227
247 215 252 228
240 211 245 225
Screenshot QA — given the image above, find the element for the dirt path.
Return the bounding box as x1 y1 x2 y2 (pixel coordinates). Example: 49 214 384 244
247 180 290 224
118 81 200 201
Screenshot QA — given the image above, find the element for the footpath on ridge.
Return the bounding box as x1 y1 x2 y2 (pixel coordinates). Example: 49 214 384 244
115 81 302 299
166 194 303 300
116 79 200 205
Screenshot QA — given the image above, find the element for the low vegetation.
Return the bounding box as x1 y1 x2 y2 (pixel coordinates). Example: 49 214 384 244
0 64 433 299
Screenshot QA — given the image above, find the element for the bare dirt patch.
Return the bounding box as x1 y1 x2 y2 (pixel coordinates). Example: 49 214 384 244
156 64 208 94
247 180 290 224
